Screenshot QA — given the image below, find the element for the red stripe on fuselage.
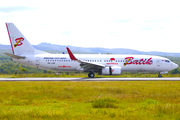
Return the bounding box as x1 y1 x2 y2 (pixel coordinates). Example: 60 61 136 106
58 65 71 68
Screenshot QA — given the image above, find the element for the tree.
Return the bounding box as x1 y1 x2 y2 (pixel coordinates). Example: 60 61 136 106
171 68 179 74
21 68 28 74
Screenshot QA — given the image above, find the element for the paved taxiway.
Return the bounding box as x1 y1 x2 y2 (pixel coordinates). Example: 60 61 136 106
1 77 180 81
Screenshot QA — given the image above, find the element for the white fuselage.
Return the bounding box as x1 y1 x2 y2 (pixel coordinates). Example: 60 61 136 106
13 53 178 74
5 23 178 77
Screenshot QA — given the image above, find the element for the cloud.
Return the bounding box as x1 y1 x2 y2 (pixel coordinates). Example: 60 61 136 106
0 6 36 13
1 0 180 52
61 31 71 36
114 20 132 23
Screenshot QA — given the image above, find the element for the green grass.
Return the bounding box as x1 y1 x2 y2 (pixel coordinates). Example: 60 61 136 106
1 73 180 78
0 81 180 119
92 97 118 108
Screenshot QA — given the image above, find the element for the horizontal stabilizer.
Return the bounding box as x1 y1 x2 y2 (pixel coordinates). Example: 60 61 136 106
4 53 26 59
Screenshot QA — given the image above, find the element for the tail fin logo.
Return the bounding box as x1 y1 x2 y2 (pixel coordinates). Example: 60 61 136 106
14 37 24 47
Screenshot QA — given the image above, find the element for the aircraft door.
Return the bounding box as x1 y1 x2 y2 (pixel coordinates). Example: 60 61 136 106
36 57 40 66
156 59 160 67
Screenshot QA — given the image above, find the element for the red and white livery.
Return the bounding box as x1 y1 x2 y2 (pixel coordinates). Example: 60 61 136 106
5 23 178 78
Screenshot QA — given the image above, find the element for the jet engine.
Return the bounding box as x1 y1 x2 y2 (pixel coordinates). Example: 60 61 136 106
102 66 121 75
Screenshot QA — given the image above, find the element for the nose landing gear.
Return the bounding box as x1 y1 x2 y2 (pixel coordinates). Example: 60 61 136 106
158 73 162 78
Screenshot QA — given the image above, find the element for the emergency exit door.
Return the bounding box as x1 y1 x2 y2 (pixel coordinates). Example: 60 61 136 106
36 57 40 66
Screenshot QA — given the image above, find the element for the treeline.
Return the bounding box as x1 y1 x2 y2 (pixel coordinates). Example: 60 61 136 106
0 56 51 74
164 56 180 74
0 62 47 74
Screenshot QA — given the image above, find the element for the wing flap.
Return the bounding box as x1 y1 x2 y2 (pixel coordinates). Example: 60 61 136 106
80 60 105 68
78 60 105 71
4 53 26 59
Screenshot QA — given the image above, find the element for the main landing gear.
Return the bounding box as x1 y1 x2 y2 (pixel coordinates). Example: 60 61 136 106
88 72 95 78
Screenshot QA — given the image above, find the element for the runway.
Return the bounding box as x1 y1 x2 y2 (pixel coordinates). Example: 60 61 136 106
1 77 180 81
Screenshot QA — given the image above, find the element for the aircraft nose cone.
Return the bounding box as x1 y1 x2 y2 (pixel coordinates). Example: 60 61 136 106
171 62 178 70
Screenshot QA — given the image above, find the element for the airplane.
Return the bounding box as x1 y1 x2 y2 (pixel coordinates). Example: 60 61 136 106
4 23 178 78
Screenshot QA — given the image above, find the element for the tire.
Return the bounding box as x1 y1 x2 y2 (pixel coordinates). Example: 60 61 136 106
88 72 95 78
158 74 162 78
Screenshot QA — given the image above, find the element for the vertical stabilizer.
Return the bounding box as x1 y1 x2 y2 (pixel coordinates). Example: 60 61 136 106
6 23 47 55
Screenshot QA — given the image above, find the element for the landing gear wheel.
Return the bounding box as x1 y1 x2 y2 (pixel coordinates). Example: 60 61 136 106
88 72 95 78
158 74 162 78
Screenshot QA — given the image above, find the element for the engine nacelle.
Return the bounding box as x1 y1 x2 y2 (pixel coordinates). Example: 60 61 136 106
102 66 121 75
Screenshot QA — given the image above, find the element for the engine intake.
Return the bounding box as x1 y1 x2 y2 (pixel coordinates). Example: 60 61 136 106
102 66 121 75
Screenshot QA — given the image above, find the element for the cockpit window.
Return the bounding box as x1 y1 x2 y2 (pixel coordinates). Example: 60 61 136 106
165 60 170 63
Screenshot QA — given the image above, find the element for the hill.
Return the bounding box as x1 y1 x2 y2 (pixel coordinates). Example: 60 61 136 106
1 43 180 57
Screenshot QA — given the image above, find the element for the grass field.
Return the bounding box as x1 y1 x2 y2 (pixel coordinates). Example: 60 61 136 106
0 81 180 120
1 72 180 78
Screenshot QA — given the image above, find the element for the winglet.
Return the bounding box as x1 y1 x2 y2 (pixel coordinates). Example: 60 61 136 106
66 47 78 60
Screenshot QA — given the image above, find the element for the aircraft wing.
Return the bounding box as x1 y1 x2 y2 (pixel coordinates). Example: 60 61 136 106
4 53 26 59
66 47 105 71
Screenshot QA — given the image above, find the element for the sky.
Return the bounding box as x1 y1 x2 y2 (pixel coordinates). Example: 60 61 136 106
0 0 180 53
